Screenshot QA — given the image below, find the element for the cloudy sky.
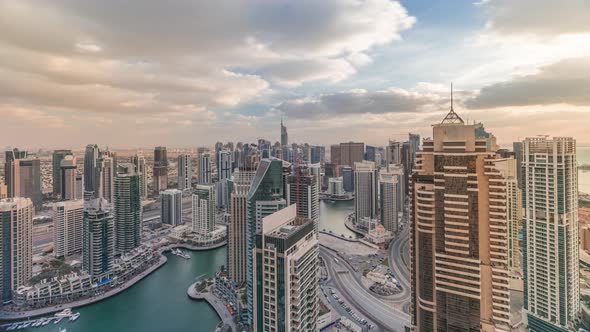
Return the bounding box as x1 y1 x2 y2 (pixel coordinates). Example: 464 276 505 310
1 0 590 149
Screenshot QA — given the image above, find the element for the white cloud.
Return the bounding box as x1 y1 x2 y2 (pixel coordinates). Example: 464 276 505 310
480 0 590 36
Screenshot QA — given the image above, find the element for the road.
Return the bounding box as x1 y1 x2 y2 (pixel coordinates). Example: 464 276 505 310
388 226 411 304
320 247 410 332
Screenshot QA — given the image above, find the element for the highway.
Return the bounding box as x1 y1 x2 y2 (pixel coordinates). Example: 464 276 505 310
320 247 410 332
388 226 411 303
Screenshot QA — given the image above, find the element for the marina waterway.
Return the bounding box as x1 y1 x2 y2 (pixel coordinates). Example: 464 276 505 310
7 200 354 331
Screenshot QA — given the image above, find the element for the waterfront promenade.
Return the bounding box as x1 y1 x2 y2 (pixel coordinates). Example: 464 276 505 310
0 242 227 321
0 255 167 321
187 282 237 332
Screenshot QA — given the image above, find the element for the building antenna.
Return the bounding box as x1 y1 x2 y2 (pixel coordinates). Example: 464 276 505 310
450 82 453 111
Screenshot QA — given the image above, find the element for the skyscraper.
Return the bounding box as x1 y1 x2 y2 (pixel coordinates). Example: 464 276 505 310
60 155 78 200
52 149 72 197
4 149 27 198
198 152 212 184
410 108 511 331
522 136 579 331
387 140 402 165
114 163 142 254
246 159 286 325
280 118 288 147
153 146 168 194
192 184 215 235
252 205 318 332
177 153 192 191
84 144 100 199
493 158 522 273
354 161 378 222
512 141 523 188
97 154 115 203
4 149 42 207
17 158 42 207
132 154 148 199
340 142 364 167
286 165 320 234
217 150 232 181
228 169 256 284
379 170 400 233
365 145 376 162
53 200 84 257
310 145 325 165
330 144 341 166
409 133 421 168
0 197 33 303
161 189 182 226
82 198 114 280
341 166 354 192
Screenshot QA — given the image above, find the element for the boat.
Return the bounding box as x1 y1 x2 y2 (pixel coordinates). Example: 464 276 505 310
54 317 63 324
21 321 32 328
55 308 73 318
69 313 80 321
59 328 67 332
42 318 51 326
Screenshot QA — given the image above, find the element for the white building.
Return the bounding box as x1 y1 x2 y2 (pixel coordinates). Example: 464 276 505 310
192 184 215 235
379 170 400 233
354 161 378 222
253 205 319 332
522 137 580 331
328 177 344 196
53 200 84 258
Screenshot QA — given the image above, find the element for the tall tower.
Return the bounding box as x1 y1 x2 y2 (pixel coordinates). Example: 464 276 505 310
53 200 84 257
82 198 114 280
280 117 288 147
252 205 319 332
84 144 100 199
60 155 78 201
0 197 33 303
286 165 320 235
228 169 256 284
387 140 403 165
114 163 142 254
354 161 378 222
198 152 212 184
97 154 115 203
52 149 72 197
161 189 182 226
522 137 579 331
192 184 216 235
410 105 511 331
246 159 286 325
4 149 26 198
379 170 400 233
177 153 192 191
153 146 168 194
132 154 148 199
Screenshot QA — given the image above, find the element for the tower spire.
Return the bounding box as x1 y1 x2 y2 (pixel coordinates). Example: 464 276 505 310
440 82 464 125
451 82 453 111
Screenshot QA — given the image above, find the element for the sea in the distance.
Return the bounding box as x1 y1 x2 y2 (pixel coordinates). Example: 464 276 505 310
18 200 355 332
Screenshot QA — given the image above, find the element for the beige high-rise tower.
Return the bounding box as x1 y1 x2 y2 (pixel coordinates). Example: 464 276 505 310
0 197 34 303
410 105 511 331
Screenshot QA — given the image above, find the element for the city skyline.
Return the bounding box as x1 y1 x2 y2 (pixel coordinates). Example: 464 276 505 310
1 1 589 332
1 1 590 148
